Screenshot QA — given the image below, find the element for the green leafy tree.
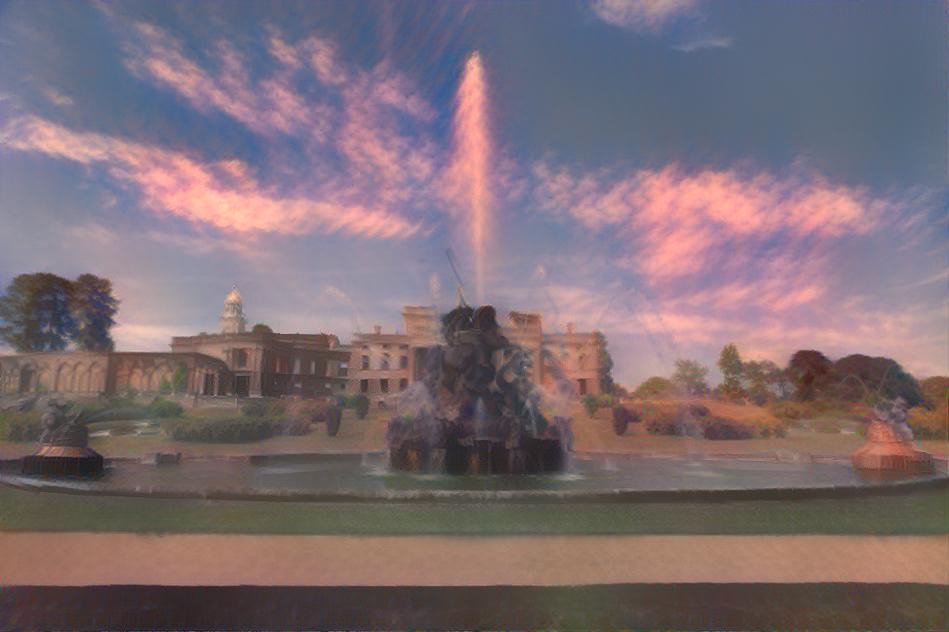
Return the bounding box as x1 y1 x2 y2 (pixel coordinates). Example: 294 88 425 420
742 359 782 404
671 359 709 396
717 343 744 398
593 331 614 394
171 364 188 394
251 323 273 335
0 273 76 351
634 376 675 399
71 273 119 351
833 354 923 406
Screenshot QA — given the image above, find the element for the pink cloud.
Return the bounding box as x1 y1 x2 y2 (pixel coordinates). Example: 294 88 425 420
533 162 887 286
1 116 424 240
123 23 332 142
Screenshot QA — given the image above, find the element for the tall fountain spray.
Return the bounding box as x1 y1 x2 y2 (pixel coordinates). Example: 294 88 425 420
453 51 490 304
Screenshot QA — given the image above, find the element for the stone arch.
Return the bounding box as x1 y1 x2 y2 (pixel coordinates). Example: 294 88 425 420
129 366 146 391
68 363 84 392
36 366 53 392
86 362 104 393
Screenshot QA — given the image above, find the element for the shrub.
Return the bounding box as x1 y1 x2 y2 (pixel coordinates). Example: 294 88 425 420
276 417 313 436
700 417 753 440
84 405 151 423
158 377 172 395
0 410 43 442
162 416 277 442
351 394 370 419
147 397 184 418
582 394 599 416
241 398 287 418
325 406 342 436
908 405 948 440
611 405 639 436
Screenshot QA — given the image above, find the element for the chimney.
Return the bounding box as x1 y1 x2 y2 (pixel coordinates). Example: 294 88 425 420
374 325 382 335
566 322 576 334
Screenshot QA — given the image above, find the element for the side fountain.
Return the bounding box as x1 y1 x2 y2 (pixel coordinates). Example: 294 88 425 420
386 302 573 474
852 397 933 473
20 400 104 477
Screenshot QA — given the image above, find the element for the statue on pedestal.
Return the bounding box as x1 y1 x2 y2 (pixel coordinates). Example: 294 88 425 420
21 399 104 477
852 397 933 473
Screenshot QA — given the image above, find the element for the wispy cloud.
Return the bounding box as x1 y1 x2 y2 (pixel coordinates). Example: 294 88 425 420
0 116 425 240
532 161 891 285
590 0 697 32
673 36 733 53
41 87 74 107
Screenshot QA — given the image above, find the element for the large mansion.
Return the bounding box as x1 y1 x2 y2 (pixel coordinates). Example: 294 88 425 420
0 288 348 399
347 306 605 406
0 289 604 402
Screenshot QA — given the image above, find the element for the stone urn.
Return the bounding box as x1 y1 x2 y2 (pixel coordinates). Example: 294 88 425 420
852 399 933 473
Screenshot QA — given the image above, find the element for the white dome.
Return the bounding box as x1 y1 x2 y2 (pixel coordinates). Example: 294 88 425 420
225 287 243 304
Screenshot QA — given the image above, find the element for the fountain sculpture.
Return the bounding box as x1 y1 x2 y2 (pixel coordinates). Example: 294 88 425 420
387 303 573 474
852 397 933 473
21 400 104 477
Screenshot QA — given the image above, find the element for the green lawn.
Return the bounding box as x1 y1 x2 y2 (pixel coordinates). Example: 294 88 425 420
1 483 946 535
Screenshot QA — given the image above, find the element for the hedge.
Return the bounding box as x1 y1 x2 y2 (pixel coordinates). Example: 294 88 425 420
162 416 279 443
0 410 43 442
634 403 786 440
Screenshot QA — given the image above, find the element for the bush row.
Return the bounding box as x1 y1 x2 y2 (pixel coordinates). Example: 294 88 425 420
766 400 866 423
162 416 282 442
908 405 948 440
0 410 43 442
582 393 617 416
621 402 786 440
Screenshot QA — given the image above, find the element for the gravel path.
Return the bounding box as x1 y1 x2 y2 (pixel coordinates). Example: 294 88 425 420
1 533 946 586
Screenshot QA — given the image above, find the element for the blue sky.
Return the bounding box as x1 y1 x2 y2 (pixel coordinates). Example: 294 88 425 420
0 0 946 385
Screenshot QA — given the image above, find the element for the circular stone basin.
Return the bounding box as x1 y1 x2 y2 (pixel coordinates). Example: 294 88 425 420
3 452 947 501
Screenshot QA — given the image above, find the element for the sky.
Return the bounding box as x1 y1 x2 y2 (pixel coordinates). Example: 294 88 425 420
0 0 946 386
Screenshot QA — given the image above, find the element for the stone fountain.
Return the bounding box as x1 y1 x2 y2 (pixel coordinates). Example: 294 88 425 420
387 303 572 474
21 400 104 477
852 397 933 473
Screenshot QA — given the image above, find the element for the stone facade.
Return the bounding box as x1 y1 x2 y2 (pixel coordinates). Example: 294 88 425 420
170 331 348 398
0 351 229 398
347 306 604 405
0 288 348 400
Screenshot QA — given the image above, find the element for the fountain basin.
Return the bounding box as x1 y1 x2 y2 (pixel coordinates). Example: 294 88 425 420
3 452 946 503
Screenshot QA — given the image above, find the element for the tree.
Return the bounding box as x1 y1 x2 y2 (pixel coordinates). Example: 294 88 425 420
71 273 119 351
671 359 709 396
787 350 835 401
251 323 273 335
0 273 76 351
634 376 676 399
717 343 744 398
833 354 923 407
593 331 614 394
171 363 188 394
920 376 949 410
742 359 782 404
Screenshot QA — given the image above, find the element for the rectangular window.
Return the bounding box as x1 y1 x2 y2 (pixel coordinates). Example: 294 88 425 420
380 379 389 393
234 349 248 368
293 357 301 375
361 355 369 370
380 354 390 370
310 360 316 374
360 379 369 393
399 355 408 369
399 378 408 390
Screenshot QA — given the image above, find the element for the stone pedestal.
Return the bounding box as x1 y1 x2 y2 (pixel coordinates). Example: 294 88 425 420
20 421 104 478
852 421 933 473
